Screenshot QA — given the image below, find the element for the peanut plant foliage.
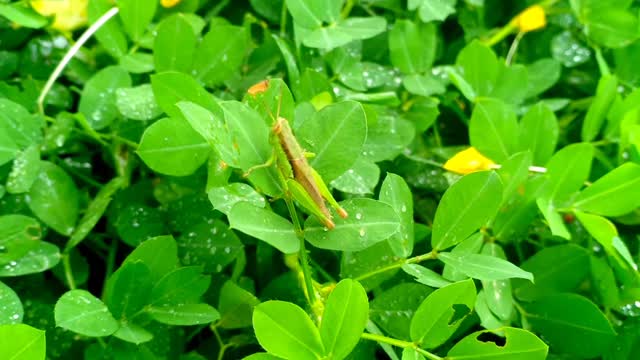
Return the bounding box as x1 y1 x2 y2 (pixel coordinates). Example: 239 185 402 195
1 0 640 359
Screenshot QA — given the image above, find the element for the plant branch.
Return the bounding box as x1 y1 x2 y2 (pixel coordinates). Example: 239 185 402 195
354 250 438 282
62 253 76 290
38 7 120 114
284 197 318 307
361 333 443 360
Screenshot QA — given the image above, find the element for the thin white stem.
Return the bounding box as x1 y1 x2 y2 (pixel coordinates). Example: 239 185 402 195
38 7 120 114
505 31 524 65
489 163 548 174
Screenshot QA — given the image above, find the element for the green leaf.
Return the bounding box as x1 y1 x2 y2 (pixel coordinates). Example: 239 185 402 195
409 0 456 23
573 162 640 216
148 303 220 325
66 177 124 251
0 127 19 166
574 211 619 257
218 280 260 329
526 58 562 98
480 243 514 321
590 256 620 308
518 103 558 165
551 31 591 67
0 241 60 277
524 293 616 358
193 25 249 86
208 183 266 215
320 279 368 360
474 290 505 333
175 101 239 167
438 252 533 281
151 266 211 306
112 323 153 344
118 0 157 42
442 233 483 282
0 3 47 28
491 63 528 105
114 204 167 247
0 324 45 360
447 327 548 360
105 261 152 319
0 214 41 265
285 0 326 28
55 289 119 337
0 99 42 148
497 151 532 202
410 279 476 349
136 117 210 176
220 100 282 196
123 235 178 283
388 20 436 74
298 101 368 182
154 14 197 73
253 300 325 360
513 244 590 301
469 98 519 162
119 53 154 73
454 40 498 99
402 264 452 288
536 197 570 240
229 202 300 254
431 171 503 251
78 66 132 130
0 281 22 324
115 84 162 121
26 161 79 236
340 241 400 290
379 173 414 257
581 74 617 142
88 0 128 58
304 198 401 252
6 145 40 194
542 142 593 202
330 158 380 195
402 74 446 97
370 283 432 340
584 8 639 48
151 71 218 118
177 219 243 273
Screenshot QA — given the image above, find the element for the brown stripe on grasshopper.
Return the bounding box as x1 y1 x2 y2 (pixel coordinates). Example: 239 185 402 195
274 116 337 229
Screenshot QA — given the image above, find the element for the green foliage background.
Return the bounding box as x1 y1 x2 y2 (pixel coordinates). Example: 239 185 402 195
0 0 640 359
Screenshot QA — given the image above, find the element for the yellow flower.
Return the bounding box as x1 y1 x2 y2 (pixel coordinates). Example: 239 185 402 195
161 0 182 8
515 5 546 33
31 0 88 32
443 147 496 175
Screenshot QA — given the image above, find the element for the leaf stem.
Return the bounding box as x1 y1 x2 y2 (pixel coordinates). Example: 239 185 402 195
62 253 76 290
38 7 120 115
354 250 438 282
279 0 288 36
284 197 318 307
361 333 443 360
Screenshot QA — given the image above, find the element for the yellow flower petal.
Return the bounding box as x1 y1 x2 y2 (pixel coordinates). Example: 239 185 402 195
31 0 88 32
443 147 496 175
161 0 182 8
515 5 546 33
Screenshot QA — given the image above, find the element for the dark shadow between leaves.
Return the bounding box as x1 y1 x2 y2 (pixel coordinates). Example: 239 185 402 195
448 304 471 326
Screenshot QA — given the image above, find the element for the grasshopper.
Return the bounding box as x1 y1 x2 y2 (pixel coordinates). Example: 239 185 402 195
246 80 348 229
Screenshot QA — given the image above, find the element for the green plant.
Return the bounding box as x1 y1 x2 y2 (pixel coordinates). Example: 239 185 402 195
0 0 639 359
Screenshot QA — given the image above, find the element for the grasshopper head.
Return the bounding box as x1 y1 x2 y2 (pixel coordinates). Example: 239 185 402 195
273 117 287 134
